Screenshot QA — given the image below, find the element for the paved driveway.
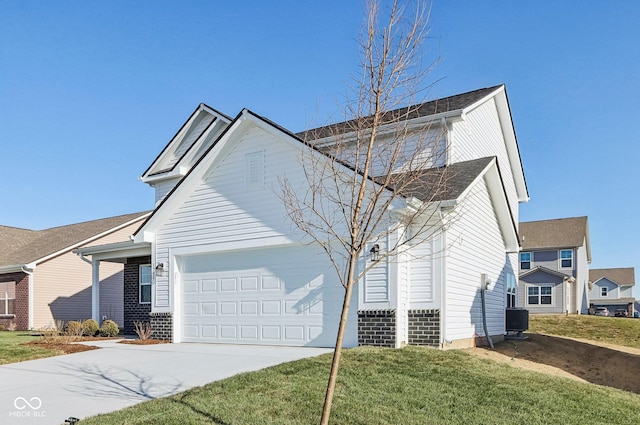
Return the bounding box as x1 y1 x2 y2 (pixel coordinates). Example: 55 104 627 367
0 340 331 425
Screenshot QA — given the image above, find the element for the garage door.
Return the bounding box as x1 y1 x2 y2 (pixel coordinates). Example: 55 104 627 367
179 245 357 347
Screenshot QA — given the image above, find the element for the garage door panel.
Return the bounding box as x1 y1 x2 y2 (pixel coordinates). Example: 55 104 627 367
202 279 217 292
180 245 358 347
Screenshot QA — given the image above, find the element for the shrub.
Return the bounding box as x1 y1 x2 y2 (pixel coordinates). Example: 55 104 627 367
7 321 16 331
134 321 153 340
0 324 5 331
82 319 100 337
65 321 83 337
100 320 120 337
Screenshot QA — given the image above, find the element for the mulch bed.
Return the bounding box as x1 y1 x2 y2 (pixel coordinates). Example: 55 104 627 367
118 339 169 345
24 340 100 354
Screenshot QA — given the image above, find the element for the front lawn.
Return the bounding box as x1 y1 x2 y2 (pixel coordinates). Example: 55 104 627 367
82 346 640 425
0 331 63 365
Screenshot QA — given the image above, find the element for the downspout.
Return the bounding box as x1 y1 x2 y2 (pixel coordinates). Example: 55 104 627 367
21 264 35 330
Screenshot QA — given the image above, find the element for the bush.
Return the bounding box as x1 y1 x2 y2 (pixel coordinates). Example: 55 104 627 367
0 324 5 331
65 321 83 337
82 319 100 336
100 320 120 337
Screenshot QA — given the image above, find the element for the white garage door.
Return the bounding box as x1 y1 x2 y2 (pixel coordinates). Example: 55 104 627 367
179 245 357 347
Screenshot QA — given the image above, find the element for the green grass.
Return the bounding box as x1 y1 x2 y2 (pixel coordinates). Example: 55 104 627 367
82 346 640 425
530 314 640 348
0 331 63 364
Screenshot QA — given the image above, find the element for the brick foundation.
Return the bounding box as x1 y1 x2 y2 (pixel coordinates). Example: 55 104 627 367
408 309 440 347
358 310 396 347
150 312 173 341
123 256 152 335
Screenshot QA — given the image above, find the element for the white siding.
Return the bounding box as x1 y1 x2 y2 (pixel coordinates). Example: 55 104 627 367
153 178 181 205
153 126 335 310
408 238 435 308
450 100 519 223
326 127 446 176
363 239 389 304
575 242 590 314
444 177 515 343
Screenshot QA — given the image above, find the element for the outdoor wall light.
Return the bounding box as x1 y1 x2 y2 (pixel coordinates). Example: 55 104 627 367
370 244 380 261
155 263 166 277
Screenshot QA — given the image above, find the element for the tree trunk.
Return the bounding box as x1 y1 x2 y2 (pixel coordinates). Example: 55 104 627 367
319 253 357 425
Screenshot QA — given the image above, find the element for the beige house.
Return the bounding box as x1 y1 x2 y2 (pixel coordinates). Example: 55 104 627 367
0 211 150 330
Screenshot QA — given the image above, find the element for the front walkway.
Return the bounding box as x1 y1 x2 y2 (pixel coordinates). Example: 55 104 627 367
0 340 331 425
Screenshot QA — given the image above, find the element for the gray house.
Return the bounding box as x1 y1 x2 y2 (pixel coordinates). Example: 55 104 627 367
518 217 591 314
588 268 635 316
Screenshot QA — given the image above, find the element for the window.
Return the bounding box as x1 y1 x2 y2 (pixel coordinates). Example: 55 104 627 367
528 285 552 305
0 281 16 315
601 287 608 297
506 273 517 308
520 252 531 270
139 265 151 304
560 249 573 268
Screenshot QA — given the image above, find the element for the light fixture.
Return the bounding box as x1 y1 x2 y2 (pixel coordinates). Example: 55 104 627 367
155 263 165 277
369 244 380 261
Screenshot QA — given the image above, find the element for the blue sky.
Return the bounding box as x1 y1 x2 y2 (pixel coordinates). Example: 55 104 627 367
1 1 639 296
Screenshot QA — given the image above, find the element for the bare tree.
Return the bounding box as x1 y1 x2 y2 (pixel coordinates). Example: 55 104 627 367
280 1 449 423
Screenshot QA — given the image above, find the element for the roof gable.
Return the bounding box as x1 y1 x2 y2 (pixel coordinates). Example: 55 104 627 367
0 211 150 268
520 266 573 280
519 216 591 261
590 267 635 287
141 104 232 182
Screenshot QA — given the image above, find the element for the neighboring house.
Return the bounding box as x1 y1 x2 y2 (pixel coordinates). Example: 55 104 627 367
0 212 150 330
518 217 591 314
78 85 529 349
588 268 635 316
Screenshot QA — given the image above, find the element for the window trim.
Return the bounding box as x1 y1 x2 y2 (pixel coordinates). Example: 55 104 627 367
601 287 608 297
0 281 16 315
527 284 552 306
139 264 152 305
506 272 517 308
559 249 573 269
520 252 531 270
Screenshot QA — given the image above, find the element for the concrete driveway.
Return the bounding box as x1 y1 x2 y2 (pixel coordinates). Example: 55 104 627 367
0 340 331 425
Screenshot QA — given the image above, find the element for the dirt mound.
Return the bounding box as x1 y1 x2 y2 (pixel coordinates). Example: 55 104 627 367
469 333 640 394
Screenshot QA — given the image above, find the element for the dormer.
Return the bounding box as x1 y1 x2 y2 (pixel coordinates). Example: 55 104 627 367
141 103 232 205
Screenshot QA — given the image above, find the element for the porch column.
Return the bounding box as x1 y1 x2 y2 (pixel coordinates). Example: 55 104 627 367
91 259 100 323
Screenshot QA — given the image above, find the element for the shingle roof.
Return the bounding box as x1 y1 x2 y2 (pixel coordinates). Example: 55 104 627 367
0 211 150 267
590 268 635 287
296 85 503 141
519 217 588 250
388 157 495 202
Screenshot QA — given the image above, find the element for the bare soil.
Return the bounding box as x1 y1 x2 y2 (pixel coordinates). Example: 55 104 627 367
468 333 640 394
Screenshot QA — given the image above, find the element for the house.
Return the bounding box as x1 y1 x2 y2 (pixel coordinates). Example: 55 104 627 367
78 85 528 348
518 217 591 314
588 268 635 316
0 212 150 330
